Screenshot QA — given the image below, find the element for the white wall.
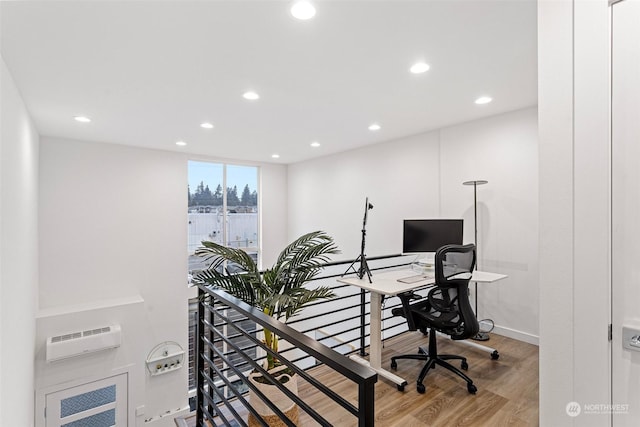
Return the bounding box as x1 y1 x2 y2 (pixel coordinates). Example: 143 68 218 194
612 1 640 425
538 0 610 426
288 129 441 258
439 108 539 341
288 107 539 342
34 296 146 426
36 137 288 426
38 137 190 426
260 163 288 267
0 56 40 427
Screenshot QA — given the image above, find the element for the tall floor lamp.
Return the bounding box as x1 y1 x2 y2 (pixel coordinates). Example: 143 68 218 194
463 180 492 341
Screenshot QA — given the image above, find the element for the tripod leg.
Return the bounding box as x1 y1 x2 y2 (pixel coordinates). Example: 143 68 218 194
343 255 362 277
362 257 373 283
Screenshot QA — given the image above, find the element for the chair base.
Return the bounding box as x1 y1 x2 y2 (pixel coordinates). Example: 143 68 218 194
390 330 477 394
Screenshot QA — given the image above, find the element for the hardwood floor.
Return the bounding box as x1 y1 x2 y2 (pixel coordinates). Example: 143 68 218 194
178 332 538 426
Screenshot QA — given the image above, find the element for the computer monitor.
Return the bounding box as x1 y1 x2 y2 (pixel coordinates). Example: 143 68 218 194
402 219 464 254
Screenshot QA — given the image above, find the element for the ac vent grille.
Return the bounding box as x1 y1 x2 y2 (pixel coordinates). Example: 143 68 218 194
50 327 112 343
46 324 121 362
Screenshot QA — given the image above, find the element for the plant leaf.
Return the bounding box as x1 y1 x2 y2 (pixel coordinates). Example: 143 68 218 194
194 230 339 323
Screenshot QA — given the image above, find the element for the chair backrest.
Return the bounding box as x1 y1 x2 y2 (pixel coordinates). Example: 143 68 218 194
428 244 479 340
435 243 476 285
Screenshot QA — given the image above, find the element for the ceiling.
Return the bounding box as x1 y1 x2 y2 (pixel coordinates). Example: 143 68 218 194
0 1 537 164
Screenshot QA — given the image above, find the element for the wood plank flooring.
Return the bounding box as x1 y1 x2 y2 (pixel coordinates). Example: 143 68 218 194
178 332 538 426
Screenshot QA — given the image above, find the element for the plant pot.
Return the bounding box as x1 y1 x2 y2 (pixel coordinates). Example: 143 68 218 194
247 365 299 427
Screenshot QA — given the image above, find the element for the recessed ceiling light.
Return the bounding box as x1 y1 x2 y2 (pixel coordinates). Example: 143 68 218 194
410 62 430 74
175 141 187 146
74 116 91 123
200 122 214 129
475 96 493 105
271 154 280 159
310 141 321 148
243 91 260 100
368 123 381 131
291 1 316 20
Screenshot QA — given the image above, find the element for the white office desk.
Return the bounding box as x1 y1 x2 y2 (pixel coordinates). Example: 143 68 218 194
338 268 507 388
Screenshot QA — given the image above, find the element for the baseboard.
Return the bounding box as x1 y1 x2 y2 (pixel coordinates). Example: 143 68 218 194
491 324 539 346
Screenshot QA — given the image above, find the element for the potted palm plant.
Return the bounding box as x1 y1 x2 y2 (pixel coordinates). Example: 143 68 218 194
194 230 339 425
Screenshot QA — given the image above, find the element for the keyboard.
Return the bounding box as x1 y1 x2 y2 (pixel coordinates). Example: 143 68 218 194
397 274 434 284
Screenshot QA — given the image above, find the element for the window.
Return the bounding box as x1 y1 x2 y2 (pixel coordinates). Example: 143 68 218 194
188 161 259 276
187 161 259 393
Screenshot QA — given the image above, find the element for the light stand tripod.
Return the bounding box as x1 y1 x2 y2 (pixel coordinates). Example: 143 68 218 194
462 180 492 341
343 197 374 283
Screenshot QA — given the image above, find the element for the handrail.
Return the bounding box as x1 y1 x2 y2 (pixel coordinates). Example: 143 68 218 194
196 285 378 426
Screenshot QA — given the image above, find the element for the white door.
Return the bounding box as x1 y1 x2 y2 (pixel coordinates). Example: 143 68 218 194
612 0 640 424
45 374 127 427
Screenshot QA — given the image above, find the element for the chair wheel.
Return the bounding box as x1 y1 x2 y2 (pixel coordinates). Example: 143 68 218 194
491 351 500 360
391 360 397 370
417 383 426 394
467 383 477 394
397 383 405 392
461 361 468 370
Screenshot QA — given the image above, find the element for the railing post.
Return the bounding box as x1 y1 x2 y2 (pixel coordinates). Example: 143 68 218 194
207 292 214 418
359 379 375 427
196 287 204 426
360 289 367 356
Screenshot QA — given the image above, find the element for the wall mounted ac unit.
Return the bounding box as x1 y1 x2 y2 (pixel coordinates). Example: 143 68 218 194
46 325 121 362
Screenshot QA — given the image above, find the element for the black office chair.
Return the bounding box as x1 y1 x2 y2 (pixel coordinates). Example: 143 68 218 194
391 244 479 394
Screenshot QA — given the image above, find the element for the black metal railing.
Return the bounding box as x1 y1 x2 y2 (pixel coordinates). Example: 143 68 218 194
196 286 378 426
193 254 429 425
189 254 420 392
284 254 417 358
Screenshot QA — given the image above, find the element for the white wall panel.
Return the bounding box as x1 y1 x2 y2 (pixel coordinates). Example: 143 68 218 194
538 2 578 423
612 0 640 425
538 0 611 425
0 55 40 427
573 1 610 425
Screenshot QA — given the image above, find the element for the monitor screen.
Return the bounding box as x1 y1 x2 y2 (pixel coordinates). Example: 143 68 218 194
402 219 464 254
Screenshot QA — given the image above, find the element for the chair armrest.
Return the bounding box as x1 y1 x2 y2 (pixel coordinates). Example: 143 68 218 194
393 291 422 331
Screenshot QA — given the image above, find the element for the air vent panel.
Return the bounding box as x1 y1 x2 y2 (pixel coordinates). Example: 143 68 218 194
46 325 121 362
